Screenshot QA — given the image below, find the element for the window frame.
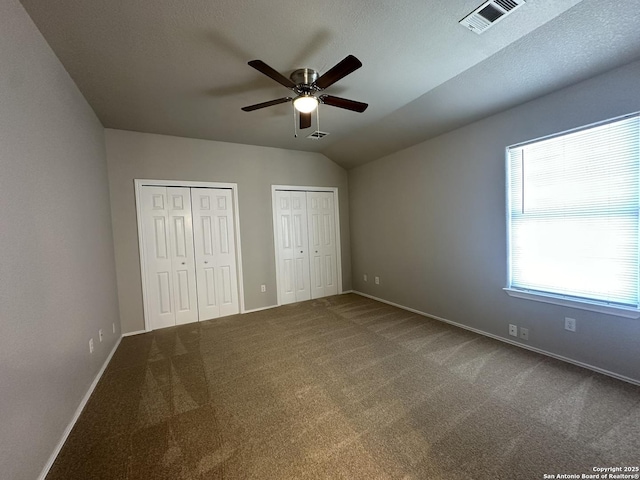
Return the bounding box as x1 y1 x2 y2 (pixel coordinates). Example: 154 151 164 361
504 112 640 319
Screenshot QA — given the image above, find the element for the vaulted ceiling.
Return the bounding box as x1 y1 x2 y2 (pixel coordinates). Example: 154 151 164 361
19 0 640 168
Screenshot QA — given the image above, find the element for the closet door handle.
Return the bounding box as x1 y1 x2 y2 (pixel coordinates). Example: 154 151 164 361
204 261 208 264
181 262 185 265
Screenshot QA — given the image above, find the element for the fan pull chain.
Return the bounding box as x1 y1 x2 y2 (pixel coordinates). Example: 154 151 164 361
293 107 298 138
315 105 320 140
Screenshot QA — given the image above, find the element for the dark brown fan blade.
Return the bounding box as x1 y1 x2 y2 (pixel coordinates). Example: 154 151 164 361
299 112 312 129
248 60 296 89
314 55 362 90
241 97 292 112
320 95 368 113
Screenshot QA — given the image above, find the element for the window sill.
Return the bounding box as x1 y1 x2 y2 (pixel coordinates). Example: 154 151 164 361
503 288 640 319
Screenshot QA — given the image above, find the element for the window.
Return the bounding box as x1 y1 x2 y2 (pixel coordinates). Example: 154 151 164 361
505 113 640 317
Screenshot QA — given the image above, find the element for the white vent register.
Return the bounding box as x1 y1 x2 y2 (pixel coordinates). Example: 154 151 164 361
460 0 526 34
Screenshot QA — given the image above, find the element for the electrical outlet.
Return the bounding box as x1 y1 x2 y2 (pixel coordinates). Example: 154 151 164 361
509 324 518 337
520 327 529 340
565 317 576 332
260 284 266 293
363 274 368 282
89 338 94 354
112 323 116 334
375 276 380 285
98 329 103 342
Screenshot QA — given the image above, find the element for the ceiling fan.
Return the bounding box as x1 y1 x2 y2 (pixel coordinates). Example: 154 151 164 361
241 55 368 130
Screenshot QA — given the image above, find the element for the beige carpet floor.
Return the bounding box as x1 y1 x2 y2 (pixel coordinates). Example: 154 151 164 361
47 294 640 479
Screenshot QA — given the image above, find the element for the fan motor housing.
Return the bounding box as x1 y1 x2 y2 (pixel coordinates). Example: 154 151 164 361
290 68 319 88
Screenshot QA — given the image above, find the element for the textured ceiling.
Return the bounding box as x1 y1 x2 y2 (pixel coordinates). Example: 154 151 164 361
18 0 640 168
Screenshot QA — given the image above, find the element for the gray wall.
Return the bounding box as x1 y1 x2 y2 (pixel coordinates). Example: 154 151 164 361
105 129 351 334
349 59 640 383
0 1 121 479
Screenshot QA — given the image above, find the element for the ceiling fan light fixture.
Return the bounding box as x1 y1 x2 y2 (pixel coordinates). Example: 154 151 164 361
293 94 319 113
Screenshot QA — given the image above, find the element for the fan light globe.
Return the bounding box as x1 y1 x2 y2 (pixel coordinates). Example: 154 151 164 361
293 95 319 113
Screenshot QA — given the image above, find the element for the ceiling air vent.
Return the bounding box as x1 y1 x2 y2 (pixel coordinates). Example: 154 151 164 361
459 0 526 34
307 131 330 139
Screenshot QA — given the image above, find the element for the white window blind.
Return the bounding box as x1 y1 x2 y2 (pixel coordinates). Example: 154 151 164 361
507 114 640 309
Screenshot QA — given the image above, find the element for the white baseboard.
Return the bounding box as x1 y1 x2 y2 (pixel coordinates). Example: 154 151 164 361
244 291 354 313
353 291 640 387
38 335 122 480
122 329 147 337
243 304 278 314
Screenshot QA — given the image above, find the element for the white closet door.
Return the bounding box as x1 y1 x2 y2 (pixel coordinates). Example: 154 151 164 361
140 186 198 329
307 191 338 299
192 188 240 320
166 188 199 325
275 191 311 305
140 186 175 329
291 192 312 302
